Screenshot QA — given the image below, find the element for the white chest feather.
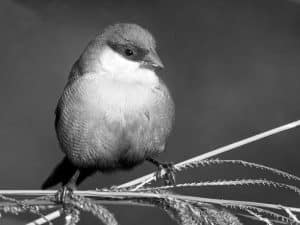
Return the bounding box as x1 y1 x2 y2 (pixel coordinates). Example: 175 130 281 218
76 75 157 122
71 45 161 117
98 46 159 85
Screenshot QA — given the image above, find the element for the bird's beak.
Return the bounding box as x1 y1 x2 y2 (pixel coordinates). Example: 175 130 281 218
143 50 164 69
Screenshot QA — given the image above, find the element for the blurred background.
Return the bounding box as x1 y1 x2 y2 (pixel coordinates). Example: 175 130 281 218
1 0 300 224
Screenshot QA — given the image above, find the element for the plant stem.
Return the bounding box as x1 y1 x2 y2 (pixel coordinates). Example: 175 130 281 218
20 119 300 225
26 210 62 225
119 120 300 189
0 189 299 213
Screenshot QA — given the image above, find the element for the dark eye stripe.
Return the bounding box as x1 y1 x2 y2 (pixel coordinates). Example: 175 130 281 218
107 41 148 61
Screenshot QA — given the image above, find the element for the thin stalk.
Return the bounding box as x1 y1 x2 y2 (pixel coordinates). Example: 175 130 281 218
21 119 300 225
16 191 299 225
119 120 300 189
27 210 62 225
0 190 299 213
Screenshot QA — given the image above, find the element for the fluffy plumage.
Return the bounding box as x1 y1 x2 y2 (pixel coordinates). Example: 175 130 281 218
42 23 174 189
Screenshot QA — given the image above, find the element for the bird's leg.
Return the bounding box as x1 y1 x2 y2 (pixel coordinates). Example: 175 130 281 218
147 157 176 185
56 170 80 204
66 170 80 190
55 170 81 222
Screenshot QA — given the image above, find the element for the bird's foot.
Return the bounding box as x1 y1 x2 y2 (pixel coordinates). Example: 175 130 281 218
156 162 176 185
147 158 176 185
56 171 79 204
55 185 75 205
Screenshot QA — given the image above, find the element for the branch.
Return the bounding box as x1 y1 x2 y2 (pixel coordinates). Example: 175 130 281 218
0 189 299 212
119 119 300 189
27 210 62 225
22 119 300 224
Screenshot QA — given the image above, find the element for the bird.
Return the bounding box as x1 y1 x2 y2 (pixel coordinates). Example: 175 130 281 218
42 23 175 190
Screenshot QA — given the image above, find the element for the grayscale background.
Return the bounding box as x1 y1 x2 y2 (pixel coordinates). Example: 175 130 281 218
1 0 300 224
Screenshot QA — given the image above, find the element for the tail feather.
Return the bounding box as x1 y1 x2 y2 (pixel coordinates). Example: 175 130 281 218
42 156 77 189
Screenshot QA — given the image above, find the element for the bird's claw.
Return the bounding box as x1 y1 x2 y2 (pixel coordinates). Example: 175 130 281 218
156 162 176 185
55 186 74 204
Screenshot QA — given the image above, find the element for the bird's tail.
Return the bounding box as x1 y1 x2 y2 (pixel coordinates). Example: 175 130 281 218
41 156 77 189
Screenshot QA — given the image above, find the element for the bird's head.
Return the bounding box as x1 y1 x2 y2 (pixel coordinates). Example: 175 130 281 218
78 23 164 84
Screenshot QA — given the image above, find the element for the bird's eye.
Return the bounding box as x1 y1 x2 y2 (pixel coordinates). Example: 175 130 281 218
125 48 134 56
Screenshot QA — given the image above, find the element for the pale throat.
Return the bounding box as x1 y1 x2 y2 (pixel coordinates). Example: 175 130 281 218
98 45 159 85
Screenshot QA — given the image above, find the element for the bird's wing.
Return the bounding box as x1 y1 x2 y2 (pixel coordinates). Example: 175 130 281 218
54 100 61 131
67 59 82 83
54 59 84 130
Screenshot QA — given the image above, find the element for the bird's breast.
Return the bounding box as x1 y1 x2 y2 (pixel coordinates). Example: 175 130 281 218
56 73 174 170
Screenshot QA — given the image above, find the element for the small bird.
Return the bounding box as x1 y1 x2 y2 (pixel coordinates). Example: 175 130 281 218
42 23 175 189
